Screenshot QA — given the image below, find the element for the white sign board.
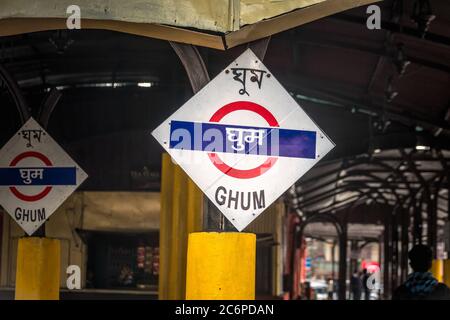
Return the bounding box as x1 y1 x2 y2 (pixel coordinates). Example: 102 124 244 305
152 49 334 231
0 118 87 235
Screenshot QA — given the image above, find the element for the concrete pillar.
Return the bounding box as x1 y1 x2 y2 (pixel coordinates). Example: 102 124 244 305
159 153 203 299
431 259 443 282
186 232 256 299
400 206 410 282
15 237 60 300
383 214 391 299
443 260 450 287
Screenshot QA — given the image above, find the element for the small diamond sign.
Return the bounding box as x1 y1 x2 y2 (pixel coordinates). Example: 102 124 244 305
152 49 335 231
0 117 87 235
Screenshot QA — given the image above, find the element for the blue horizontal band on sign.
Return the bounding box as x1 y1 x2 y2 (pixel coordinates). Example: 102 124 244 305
169 120 316 159
0 167 77 186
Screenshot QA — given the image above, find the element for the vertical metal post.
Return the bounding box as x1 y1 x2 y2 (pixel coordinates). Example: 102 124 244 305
331 240 336 281
289 222 300 299
427 187 437 257
445 172 450 259
383 212 391 299
349 240 358 275
448 174 450 224
400 205 410 282
295 213 344 299
413 193 423 245
378 236 382 285
338 223 347 300
391 208 399 291
446 174 450 287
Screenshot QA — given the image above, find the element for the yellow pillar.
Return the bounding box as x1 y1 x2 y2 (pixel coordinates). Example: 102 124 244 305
186 232 256 300
159 153 203 299
15 237 60 300
431 259 443 283
444 260 450 287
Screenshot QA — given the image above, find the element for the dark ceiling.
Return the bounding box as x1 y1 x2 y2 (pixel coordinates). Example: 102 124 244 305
0 1 449 236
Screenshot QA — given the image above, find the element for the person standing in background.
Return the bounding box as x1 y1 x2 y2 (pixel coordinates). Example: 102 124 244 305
327 278 335 300
361 269 371 300
350 270 362 300
393 245 450 300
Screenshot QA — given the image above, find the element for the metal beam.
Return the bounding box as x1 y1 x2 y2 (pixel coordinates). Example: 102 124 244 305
383 211 391 299
295 211 346 299
316 189 390 215
298 161 410 209
38 88 61 128
0 63 29 123
298 171 407 201
338 213 348 300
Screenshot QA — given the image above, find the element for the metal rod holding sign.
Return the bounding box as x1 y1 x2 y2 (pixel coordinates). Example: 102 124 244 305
170 41 223 230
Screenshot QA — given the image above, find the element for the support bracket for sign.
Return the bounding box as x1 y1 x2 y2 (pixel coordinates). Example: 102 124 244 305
0 63 30 123
170 41 236 231
247 36 271 62
38 88 62 129
170 41 220 230
169 42 210 94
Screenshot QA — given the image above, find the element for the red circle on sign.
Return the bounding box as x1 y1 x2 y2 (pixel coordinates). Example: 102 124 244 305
207 101 279 179
9 151 52 202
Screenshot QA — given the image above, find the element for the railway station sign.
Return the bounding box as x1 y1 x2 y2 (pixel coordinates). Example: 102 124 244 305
152 49 334 231
0 118 87 235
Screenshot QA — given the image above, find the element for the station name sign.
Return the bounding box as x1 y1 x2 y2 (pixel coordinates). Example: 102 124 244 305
0 118 87 235
152 49 334 231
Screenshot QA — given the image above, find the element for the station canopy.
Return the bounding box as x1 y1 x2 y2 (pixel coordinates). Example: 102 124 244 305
0 0 379 49
298 148 450 241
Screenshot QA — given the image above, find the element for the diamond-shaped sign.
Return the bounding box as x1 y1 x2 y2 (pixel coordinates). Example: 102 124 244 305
0 117 87 235
152 49 334 231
